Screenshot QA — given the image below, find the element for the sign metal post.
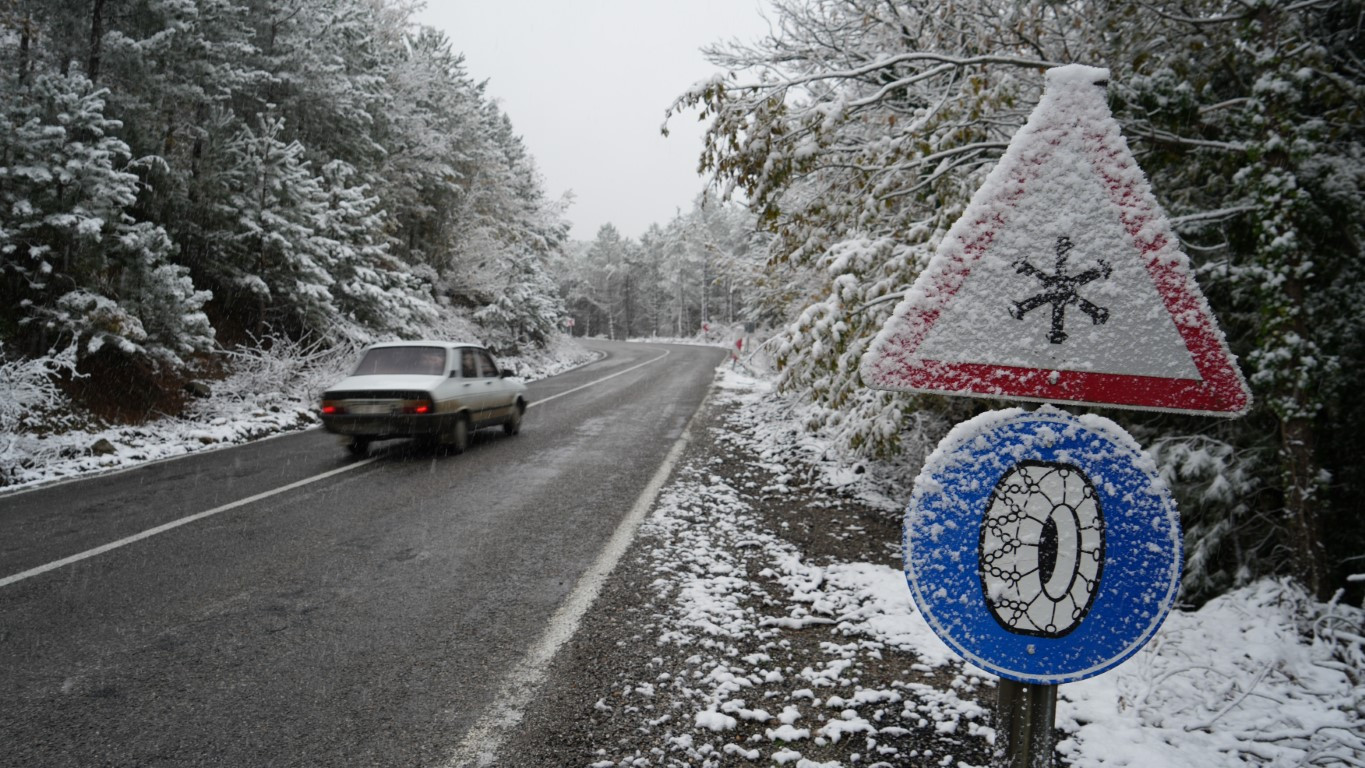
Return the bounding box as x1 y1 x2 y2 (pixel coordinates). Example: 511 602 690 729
996 680 1057 768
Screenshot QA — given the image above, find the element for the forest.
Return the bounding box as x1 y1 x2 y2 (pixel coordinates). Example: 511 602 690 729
2 0 1363 604
1 0 566 406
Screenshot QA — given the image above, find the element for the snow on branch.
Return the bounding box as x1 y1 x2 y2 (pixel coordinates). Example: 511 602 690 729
1059 579 1365 768
0 345 82 485
1130 126 1249 152
724 52 1066 94
0 345 80 435
1169 206 1260 228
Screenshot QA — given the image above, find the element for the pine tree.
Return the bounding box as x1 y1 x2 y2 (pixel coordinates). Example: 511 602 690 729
315 158 437 339
0 70 212 367
207 111 337 339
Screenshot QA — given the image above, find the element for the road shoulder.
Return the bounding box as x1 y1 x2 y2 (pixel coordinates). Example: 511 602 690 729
495 369 995 767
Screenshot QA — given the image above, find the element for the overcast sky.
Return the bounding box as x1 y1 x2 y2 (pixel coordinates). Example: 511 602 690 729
414 1 771 242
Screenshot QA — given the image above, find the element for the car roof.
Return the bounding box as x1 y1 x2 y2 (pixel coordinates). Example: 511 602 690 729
364 340 486 351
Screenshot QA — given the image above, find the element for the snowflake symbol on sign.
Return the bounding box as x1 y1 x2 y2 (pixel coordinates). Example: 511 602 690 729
1010 236 1112 344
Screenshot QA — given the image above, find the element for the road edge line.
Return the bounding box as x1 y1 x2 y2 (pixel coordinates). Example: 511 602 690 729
444 371 718 768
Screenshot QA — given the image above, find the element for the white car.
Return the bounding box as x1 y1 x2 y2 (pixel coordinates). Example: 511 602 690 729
319 341 527 456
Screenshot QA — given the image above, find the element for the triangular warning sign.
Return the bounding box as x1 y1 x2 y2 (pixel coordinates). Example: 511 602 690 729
861 64 1250 416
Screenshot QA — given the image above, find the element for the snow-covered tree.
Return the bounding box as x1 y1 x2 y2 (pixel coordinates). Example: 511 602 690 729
314 159 438 340
205 111 337 338
0 0 592 432
1106 0 1365 598
671 0 1060 455
374 25 485 275
0 70 212 368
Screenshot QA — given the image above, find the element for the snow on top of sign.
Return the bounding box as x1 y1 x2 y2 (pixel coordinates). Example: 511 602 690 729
1046 62 1112 87
861 64 1250 415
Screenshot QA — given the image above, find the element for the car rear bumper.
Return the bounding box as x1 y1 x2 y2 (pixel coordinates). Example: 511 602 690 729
320 413 449 439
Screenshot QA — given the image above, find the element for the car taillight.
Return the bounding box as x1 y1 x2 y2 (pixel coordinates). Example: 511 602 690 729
402 400 434 415
321 400 345 415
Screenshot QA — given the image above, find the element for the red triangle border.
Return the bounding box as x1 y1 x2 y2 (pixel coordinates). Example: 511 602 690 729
864 77 1250 416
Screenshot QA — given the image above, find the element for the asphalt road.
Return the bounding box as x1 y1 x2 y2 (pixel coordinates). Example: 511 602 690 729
0 340 726 768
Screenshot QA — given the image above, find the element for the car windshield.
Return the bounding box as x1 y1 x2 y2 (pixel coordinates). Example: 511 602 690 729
352 346 447 376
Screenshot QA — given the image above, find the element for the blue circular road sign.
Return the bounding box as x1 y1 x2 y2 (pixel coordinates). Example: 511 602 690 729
905 408 1181 684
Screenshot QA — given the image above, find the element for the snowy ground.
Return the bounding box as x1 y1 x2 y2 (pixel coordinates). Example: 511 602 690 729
573 366 1364 767
0 333 598 493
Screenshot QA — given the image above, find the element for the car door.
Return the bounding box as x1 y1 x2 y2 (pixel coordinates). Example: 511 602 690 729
431 346 462 412
475 348 512 426
449 347 487 423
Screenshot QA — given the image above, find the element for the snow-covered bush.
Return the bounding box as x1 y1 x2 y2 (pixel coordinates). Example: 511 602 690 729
1149 435 1268 603
1060 578 1365 767
0 344 77 432
205 333 363 415
0 344 82 484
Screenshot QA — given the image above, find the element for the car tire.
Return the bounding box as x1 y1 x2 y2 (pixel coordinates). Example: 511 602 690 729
449 414 470 454
347 438 370 457
503 401 524 436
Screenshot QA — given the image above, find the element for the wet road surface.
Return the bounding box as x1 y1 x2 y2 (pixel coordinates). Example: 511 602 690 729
0 340 725 767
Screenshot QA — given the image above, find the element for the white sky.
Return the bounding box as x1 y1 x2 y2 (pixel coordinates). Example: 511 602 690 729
414 1 771 242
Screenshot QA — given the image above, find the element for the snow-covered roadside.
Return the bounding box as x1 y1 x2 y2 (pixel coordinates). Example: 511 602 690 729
588 366 1364 767
0 333 596 493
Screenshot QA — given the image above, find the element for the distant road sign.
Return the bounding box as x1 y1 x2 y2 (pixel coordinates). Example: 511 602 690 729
904 408 1182 684
861 64 1250 416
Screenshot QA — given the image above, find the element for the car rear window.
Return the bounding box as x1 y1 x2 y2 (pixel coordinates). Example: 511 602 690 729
353 346 447 376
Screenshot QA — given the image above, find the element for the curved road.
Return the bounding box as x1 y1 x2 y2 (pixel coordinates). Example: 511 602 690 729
0 340 726 767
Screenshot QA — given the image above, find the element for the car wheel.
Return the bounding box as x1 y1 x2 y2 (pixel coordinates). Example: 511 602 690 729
347 438 370 457
503 401 523 436
449 414 470 454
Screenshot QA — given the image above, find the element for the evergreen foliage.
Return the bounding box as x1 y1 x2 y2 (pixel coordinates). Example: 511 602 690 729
0 70 213 366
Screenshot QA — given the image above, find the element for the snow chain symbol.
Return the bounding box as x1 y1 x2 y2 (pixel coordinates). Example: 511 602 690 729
979 461 1105 638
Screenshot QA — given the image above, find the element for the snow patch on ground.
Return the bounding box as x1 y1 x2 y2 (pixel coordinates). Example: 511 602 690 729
591 365 995 767
1059 579 1364 767
592 364 1364 767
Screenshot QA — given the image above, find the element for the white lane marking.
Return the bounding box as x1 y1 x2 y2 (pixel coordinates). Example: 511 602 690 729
0 347 674 590
526 347 669 409
0 459 378 589
443 374 712 768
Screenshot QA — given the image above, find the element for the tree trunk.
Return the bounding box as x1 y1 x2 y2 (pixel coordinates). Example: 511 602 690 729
1278 270 1326 597
1281 415 1324 596
624 273 633 339
88 0 106 82
676 272 684 336
701 252 710 326
18 12 32 85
